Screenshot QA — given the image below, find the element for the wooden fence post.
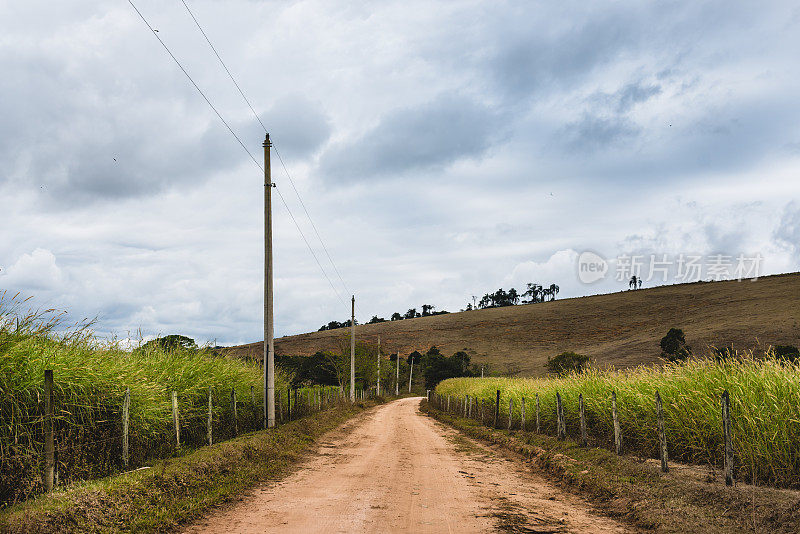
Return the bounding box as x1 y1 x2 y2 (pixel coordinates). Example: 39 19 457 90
231 388 238 436
287 386 292 420
43 370 54 492
172 391 180 448
468 396 473 419
656 390 668 472
612 391 622 455
579 393 587 446
722 390 734 485
207 387 213 446
536 393 540 433
556 392 565 440
494 390 500 428
122 387 130 466
521 397 526 431
508 398 514 430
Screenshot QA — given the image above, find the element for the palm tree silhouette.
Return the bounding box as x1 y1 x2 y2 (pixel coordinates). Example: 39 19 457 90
548 284 559 300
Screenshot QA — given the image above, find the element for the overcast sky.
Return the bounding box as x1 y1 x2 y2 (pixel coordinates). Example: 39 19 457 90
1 1 799 345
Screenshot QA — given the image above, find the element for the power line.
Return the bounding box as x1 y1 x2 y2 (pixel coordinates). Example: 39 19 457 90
126 0 261 171
273 147 354 298
126 0 348 309
178 0 267 133
177 0 355 304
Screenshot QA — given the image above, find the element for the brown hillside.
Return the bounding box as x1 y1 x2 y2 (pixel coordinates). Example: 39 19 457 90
226 272 800 376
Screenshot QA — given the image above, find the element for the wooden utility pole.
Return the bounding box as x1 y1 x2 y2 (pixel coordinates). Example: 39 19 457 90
264 133 275 429
408 356 414 393
395 352 400 395
350 295 356 402
376 336 381 396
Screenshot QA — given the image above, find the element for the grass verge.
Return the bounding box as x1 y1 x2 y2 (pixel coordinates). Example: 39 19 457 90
0 400 381 533
422 401 800 534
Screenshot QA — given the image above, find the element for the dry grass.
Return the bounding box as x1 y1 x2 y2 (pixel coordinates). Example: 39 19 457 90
227 272 800 376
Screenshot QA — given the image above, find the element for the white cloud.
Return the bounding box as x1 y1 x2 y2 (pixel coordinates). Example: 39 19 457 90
1 249 63 290
0 0 798 344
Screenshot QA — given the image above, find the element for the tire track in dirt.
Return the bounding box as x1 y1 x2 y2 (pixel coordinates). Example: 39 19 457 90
183 398 634 533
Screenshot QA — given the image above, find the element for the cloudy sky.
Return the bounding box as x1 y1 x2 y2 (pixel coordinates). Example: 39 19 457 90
1 1 799 345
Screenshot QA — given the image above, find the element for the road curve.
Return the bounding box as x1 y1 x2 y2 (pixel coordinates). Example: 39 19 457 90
184 397 632 533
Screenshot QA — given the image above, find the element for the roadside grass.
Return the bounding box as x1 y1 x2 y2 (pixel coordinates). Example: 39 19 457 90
0 400 380 533
0 295 294 505
423 402 800 534
435 357 800 488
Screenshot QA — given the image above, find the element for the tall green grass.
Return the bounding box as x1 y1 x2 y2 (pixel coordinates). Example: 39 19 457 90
0 295 294 505
435 357 800 488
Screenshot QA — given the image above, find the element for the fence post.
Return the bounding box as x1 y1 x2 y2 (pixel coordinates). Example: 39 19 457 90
556 392 565 440
468 396 472 419
231 388 238 436
447 395 450 412
508 398 514 430
722 390 734 485
536 393 540 433
579 393 587 446
494 390 500 428
207 387 213 446
521 397 525 431
43 370 54 492
171 391 180 448
122 387 130 466
656 390 668 472
287 386 292 420
612 391 622 455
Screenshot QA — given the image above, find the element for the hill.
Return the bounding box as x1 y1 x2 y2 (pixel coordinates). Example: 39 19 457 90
226 272 800 376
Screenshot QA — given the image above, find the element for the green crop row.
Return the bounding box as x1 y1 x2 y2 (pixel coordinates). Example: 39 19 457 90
435 357 800 488
0 296 301 505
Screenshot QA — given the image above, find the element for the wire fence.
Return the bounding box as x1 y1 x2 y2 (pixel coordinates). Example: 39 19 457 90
429 387 740 487
1 371 379 506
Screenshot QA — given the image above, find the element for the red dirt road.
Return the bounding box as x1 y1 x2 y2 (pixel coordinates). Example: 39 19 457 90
184 398 633 533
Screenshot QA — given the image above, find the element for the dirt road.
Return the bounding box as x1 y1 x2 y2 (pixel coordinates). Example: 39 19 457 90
184 398 633 533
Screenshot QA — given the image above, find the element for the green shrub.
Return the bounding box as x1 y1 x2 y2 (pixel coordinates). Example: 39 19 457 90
660 328 691 362
772 345 800 363
546 351 590 375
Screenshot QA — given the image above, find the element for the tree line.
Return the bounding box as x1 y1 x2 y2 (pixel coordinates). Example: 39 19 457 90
466 282 560 310
318 304 449 331
276 338 479 391
318 282 561 332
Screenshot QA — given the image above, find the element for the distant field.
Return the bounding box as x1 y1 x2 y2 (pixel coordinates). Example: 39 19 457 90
227 272 800 376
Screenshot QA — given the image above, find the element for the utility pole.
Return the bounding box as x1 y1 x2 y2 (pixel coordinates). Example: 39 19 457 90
376 335 381 396
350 295 355 402
408 356 414 393
264 134 275 429
395 352 400 395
